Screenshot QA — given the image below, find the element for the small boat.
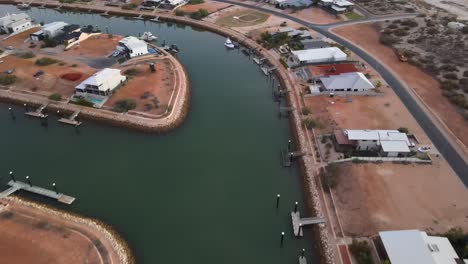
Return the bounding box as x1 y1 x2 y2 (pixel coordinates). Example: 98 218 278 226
224 38 235 49
140 32 158 42
17 3 30 9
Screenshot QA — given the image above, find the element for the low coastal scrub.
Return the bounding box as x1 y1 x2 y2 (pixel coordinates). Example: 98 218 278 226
175 10 185 16
302 117 316 130
123 68 141 76
122 3 137 10
189 0 204 4
113 99 137 112
35 57 59 66
320 163 340 192
349 239 373 264
17 51 36 59
0 74 17 85
48 93 62 101
442 227 468 258
190 9 209 20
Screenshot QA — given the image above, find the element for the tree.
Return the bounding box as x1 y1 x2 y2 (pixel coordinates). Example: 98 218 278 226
397 127 409 133
190 9 209 20
113 99 136 112
444 227 468 258
349 239 373 264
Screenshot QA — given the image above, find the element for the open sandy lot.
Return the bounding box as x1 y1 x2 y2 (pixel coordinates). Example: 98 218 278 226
216 9 270 27
284 7 342 25
178 0 231 13
0 199 118 264
1 27 41 48
0 55 94 98
64 34 122 58
105 58 175 115
333 161 468 236
332 23 468 155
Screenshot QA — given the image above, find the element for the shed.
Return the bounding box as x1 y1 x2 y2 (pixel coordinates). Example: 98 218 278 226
291 47 347 64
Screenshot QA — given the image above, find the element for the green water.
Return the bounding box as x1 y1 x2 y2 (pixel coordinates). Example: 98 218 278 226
0 6 320 264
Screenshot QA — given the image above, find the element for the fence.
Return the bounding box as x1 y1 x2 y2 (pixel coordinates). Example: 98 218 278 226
329 156 432 164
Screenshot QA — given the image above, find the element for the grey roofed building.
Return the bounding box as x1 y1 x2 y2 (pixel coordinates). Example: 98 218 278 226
301 39 330 49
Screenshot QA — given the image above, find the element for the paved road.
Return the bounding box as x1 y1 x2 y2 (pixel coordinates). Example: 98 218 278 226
215 0 468 186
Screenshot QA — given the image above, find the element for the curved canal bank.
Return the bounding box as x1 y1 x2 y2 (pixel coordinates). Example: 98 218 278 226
0 4 331 264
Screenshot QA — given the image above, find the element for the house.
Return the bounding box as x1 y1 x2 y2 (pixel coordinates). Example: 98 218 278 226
75 68 126 96
291 47 347 65
333 129 414 157
0 13 31 34
31 23 80 42
270 0 312 8
277 27 312 39
319 0 354 14
315 72 374 92
301 39 330 50
377 230 462 264
117 36 149 58
143 0 188 9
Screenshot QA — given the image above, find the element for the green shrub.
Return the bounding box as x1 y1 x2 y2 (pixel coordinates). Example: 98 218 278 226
113 99 136 112
397 127 409 133
35 57 58 66
189 0 204 4
443 227 468 258
48 93 62 101
0 74 17 85
349 239 373 264
18 51 35 59
42 36 58 48
440 80 459 90
70 64 78 67
190 9 209 20
301 107 310 115
443 73 458 80
302 117 316 130
122 3 137 9
108 34 114 39
175 10 185 16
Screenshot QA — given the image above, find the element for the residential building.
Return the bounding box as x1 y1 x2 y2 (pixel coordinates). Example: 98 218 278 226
291 47 347 65
43 21 69 38
117 36 149 58
333 129 414 157
315 72 374 92
31 23 80 42
75 68 126 96
277 27 312 39
270 0 312 8
301 39 330 50
0 13 31 34
377 230 462 264
143 0 188 9
319 0 354 14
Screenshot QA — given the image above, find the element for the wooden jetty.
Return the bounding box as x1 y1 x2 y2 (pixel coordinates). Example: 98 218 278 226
253 56 265 65
261 66 276 76
58 110 82 127
291 211 326 237
150 16 160 22
25 103 48 119
281 150 305 167
299 256 307 264
134 14 144 20
100 11 110 17
5 180 75 205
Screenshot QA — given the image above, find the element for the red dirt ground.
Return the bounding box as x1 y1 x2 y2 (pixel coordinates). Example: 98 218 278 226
60 73 83 81
332 23 468 156
64 34 122 58
1 27 41 47
178 1 230 13
285 7 342 25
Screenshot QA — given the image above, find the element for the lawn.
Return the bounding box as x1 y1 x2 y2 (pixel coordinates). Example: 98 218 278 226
216 10 270 27
345 11 364 20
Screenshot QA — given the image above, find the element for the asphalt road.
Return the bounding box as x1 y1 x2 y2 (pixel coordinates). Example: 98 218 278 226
215 0 468 186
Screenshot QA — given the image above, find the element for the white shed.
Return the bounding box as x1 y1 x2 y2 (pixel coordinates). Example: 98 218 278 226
42 21 69 38
291 47 347 65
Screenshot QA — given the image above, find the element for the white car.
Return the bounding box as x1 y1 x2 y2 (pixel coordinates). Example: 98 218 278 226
418 146 431 152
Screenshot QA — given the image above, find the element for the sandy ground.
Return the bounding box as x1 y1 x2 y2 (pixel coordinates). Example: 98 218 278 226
0 55 94 98
423 0 468 19
0 27 41 48
0 199 116 264
333 161 468 236
64 34 122 58
105 58 175 115
178 1 230 13
283 7 342 25
332 23 468 155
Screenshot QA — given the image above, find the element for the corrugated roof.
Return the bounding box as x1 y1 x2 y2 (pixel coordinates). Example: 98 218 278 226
292 47 347 62
320 72 374 90
381 141 410 152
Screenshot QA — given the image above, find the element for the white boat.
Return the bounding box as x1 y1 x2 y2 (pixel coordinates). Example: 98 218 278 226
140 32 158 42
224 38 235 49
17 3 30 9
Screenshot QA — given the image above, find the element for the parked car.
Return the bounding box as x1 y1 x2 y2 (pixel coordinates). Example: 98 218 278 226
5 46 14 50
33 70 44 77
3 68 15 74
418 146 431 153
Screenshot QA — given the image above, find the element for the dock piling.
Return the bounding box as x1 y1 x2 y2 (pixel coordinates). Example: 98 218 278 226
297 224 302 236
280 232 285 247
294 201 298 213
287 139 291 152
52 183 58 194
301 248 305 257
276 194 280 208
8 107 15 120
9 171 16 182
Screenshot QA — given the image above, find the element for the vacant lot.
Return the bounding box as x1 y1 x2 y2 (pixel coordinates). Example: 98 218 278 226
333 162 468 236
1 27 41 47
332 23 468 156
284 7 342 25
105 58 175 115
64 34 122 58
216 9 270 27
178 0 230 13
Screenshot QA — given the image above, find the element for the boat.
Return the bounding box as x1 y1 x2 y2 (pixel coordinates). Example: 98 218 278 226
140 32 158 42
224 38 235 49
17 3 30 9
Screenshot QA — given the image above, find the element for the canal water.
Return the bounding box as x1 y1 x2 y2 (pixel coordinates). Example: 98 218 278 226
0 5 320 264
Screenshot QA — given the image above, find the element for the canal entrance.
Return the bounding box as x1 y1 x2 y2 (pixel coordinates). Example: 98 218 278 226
0 5 321 264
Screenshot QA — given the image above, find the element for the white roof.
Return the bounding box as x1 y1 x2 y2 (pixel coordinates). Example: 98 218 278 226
331 5 346 11
76 68 123 91
0 13 30 26
380 230 460 264
119 36 148 49
320 72 374 90
334 0 353 6
345 130 409 142
292 47 347 62
43 21 68 32
380 140 410 152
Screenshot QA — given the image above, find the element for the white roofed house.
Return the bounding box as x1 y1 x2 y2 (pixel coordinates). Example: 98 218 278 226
313 72 374 94
270 0 312 8
117 36 149 58
319 0 354 14
291 47 347 66
0 13 32 34
377 230 462 264
75 68 126 98
333 129 414 157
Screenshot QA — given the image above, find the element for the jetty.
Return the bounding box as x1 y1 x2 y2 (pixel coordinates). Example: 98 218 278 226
58 110 82 127
281 150 305 167
253 56 265 65
261 66 276 76
25 103 48 119
1 180 75 205
291 211 326 237
150 16 160 22
134 14 144 20
299 256 307 264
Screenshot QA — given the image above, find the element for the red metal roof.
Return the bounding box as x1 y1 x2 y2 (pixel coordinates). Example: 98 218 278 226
334 130 353 145
308 63 358 77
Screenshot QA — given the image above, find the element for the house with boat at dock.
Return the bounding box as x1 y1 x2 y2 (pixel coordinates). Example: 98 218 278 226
0 13 32 34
